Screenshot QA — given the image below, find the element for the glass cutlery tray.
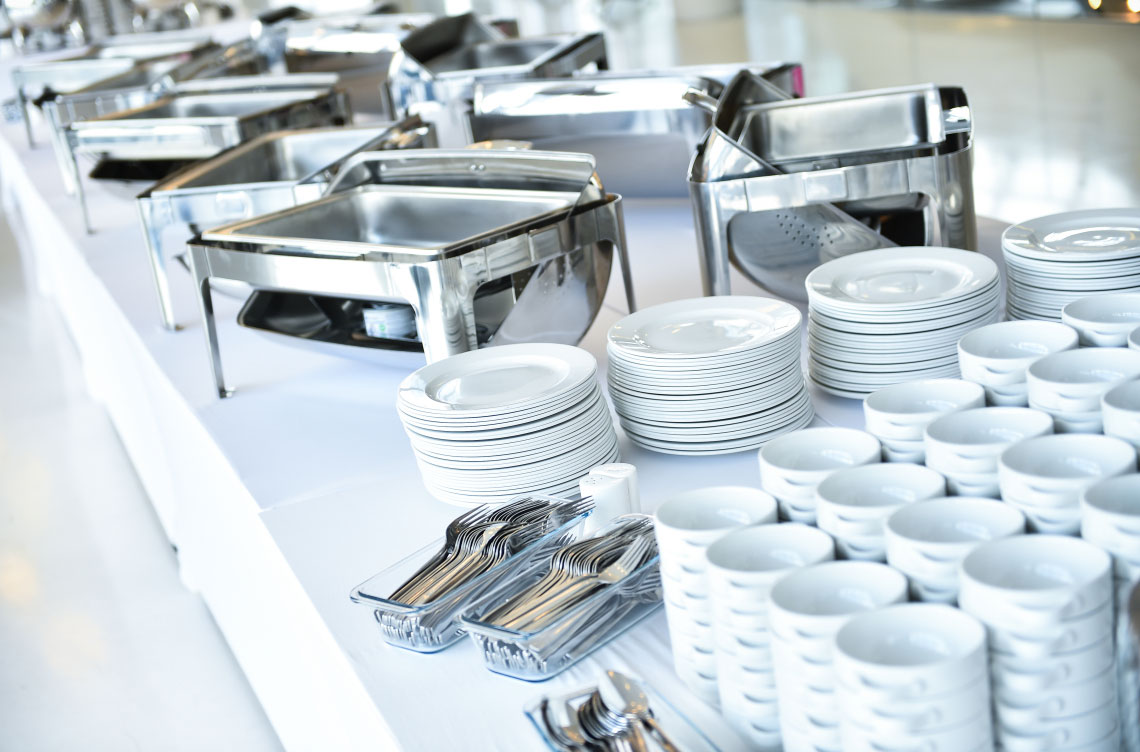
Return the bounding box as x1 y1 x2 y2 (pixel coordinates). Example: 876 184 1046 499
350 504 589 653
458 554 663 680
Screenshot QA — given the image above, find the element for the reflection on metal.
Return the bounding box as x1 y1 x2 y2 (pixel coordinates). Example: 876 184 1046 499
185 150 632 398
469 62 802 198
688 71 975 301
137 117 435 331
63 84 352 233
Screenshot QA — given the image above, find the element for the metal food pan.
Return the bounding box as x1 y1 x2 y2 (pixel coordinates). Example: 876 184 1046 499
137 119 434 329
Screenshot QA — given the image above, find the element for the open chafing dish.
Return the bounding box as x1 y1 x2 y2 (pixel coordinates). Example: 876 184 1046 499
136 116 435 330
469 62 803 198
10 31 218 146
688 71 975 301
186 149 633 397
386 13 608 145
63 84 352 232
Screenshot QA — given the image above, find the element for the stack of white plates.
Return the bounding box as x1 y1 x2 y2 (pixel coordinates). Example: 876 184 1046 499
834 604 994 752
606 297 813 454
1003 209 1140 320
768 562 908 752
396 344 618 506
998 434 1137 534
806 248 1001 398
960 536 1119 751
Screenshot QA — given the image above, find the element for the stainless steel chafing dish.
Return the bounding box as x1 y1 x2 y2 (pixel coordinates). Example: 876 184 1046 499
273 12 436 115
64 85 352 232
387 13 608 145
186 149 633 398
137 116 435 331
10 32 217 147
688 72 975 301
469 62 802 198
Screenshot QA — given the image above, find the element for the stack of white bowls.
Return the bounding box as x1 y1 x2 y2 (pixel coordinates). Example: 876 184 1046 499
758 428 881 523
705 524 835 750
862 379 984 462
396 344 618 506
924 406 1054 497
833 604 994 752
1062 293 1140 347
1027 347 1140 433
606 297 813 455
814 463 945 561
1079 475 1140 752
885 497 1026 602
654 486 778 705
960 536 1119 751
998 434 1137 533
767 561 908 752
1103 380 1140 449
805 248 1001 397
1002 209 1140 320
957 320 1079 406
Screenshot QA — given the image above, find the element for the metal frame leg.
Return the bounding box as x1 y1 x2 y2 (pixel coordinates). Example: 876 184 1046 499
188 251 232 398
690 196 735 297
610 202 637 312
138 200 178 330
64 135 93 233
18 91 35 148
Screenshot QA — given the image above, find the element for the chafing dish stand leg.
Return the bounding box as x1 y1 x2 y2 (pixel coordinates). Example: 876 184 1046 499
137 201 178 330
188 253 233 399
689 182 738 297
19 90 36 148
63 130 93 233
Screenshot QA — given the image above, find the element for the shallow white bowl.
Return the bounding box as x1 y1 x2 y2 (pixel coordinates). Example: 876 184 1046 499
1102 380 1140 447
655 486 778 560
1080 473 1140 536
815 463 946 524
768 561 908 640
864 379 986 439
759 427 882 484
886 496 1025 577
996 699 1118 751
706 523 835 589
991 634 1114 694
924 407 1054 474
1061 293 1140 347
999 434 1137 499
1026 347 1140 412
985 381 1030 406
958 320 1079 385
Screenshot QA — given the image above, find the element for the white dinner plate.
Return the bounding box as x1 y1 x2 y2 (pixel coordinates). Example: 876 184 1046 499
1002 209 1140 262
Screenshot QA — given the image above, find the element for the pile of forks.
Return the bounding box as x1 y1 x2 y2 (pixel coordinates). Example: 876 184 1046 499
462 516 662 678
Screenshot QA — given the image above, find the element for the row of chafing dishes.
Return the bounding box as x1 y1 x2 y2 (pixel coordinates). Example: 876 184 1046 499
11 11 977 398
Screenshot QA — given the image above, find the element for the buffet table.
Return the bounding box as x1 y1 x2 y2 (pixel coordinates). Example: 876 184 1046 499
0 94 1008 750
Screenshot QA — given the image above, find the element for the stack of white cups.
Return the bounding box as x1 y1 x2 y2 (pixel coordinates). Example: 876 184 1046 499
957 320 1078 406
998 434 1137 533
863 379 984 462
923 406 1054 497
1026 348 1140 433
767 562 908 752
1080 474 1140 752
885 497 1026 602
833 604 994 751
758 428 881 522
705 524 835 750
960 535 1120 751
1102 380 1140 449
653 487 778 705
814 463 945 561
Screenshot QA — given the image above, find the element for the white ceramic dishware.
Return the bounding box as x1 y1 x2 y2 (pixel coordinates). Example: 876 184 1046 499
758 428 882 522
863 379 984 462
1062 293 1140 347
806 247 1000 397
1102 380 1140 448
1026 347 1140 421
957 320 1079 403
607 297 813 454
1131 324 1140 351
1080 474 1140 580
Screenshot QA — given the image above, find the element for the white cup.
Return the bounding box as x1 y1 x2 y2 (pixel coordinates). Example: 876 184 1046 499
1102 380 1140 448
960 535 1113 620
958 320 1079 386
941 468 1001 498
832 604 987 702
815 463 946 530
924 407 1054 475
999 434 1137 501
997 700 1119 751
864 379 986 439
991 634 1114 694
997 495 1083 535
994 663 1117 728
1061 293 1140 347
839 676 990 736
706 523 835 589
759 429 882 521
1027 347 1140 413
886 497 1026 580
1080 474 1140 549
655 486 778 573
980 600 1114 659
769 561 908 642
841 714 993 752
1040 405 1105 435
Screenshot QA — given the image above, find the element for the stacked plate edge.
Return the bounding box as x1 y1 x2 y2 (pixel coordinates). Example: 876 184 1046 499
1002 209 1140 321
805 247 1001 399
397 343 619 506
606 297 813 455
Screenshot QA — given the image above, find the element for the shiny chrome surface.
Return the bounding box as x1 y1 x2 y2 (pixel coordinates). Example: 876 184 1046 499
186 149 631 397
64 86 352 234
386 13 608 145
470 63 800 198
689 72 975 301
4 0 73 30
136 117 434 330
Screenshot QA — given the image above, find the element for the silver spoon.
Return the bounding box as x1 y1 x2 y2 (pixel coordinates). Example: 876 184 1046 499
598 671 683 752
